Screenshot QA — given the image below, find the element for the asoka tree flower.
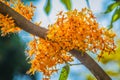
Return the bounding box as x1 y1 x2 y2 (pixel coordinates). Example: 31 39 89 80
0 0 35 36
0 1 117 80
27 8 116 80
0 14 20 36
12 0 35 20
0 1 116 78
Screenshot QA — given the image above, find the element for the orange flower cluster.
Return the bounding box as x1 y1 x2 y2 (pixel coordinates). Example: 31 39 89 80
27 38 73 79
27 8 116 79
0 14 20 36
47 8 116 54
0 0 10 6
13 0 35 20
0 0 35 36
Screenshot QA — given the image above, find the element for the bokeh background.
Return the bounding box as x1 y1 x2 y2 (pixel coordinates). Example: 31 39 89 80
0 0 120 80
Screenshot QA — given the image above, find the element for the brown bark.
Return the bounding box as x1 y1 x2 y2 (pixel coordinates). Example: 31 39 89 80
70 50 111 80
0 1 111 80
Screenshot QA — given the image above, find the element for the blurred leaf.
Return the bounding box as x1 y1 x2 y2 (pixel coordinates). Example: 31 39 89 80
115 0 120 2
108 7 120 29
44 0 51 15
104 2 120 13
0 33 31 80
108 23 113 30
85 0 90 9
107 70 120 76
61 0 72 10
59 64 70 80
111 8 120 22
86 75 96 80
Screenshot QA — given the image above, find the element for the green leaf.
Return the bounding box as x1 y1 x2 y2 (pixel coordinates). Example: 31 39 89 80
61 0 72 10
104 2 120 13
86 75 96 80
108 7 120 29
107 24 113 30
44 0 51 15
107 70 120 76
59 64 70 80
111 8 120 22
85 0 90 9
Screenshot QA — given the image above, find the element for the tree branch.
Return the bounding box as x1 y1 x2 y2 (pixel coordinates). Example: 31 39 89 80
0 2 47 39
0 2 111 80
70 50 111 80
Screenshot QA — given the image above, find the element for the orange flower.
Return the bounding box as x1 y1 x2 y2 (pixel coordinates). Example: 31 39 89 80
0 14 21 36
12 0 35 20
27 8 116 80
0 0 35 36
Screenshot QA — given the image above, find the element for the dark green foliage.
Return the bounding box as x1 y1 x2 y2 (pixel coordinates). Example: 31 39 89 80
0 33 31 80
